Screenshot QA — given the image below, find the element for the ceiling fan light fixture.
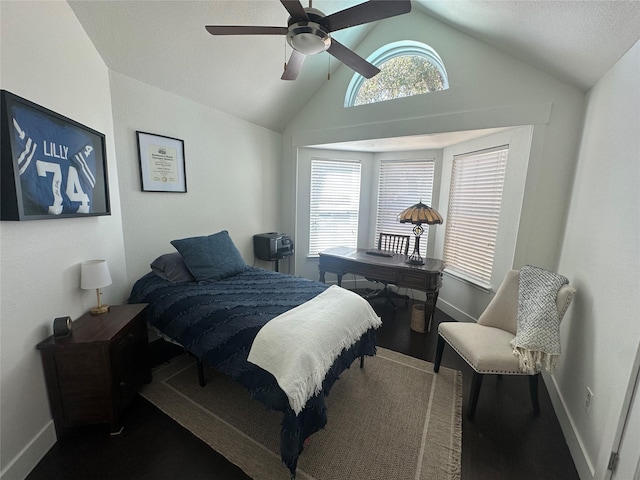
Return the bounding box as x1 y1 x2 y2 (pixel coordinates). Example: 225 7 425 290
287 22 331 55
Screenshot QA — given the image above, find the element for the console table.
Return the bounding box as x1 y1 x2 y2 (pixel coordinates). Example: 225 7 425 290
318 247 445 329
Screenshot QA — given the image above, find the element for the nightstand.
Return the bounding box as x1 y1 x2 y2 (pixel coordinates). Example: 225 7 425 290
36 304 151 437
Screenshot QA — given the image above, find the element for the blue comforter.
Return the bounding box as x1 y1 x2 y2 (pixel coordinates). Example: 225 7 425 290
128 267 377 475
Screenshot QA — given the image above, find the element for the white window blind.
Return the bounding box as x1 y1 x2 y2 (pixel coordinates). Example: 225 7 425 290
309 159 361 256
374 159 435 257
443 146 508 287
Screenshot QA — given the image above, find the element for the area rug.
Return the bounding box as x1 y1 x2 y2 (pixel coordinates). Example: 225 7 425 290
139 347 462 480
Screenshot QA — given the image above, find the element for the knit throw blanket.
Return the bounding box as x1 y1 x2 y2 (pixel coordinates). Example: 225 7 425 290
511 265 569 374
247 285 382 415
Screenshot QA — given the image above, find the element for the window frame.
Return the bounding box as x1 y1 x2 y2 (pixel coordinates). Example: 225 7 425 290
308 158 362 257
374 158 436 257
442 145 509 289
345 40 449 107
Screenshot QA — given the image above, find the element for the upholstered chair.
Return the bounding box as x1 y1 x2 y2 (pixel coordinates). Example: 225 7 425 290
433 269 576 419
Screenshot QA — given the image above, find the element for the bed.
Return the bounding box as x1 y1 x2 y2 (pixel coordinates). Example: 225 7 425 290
128 231 381 478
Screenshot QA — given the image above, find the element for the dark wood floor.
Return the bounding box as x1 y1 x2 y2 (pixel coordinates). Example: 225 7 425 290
27 298 579 480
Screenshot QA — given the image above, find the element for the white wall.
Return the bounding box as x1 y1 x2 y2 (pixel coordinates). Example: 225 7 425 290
0 2 127 479
553 40 640 480
109 73 283 283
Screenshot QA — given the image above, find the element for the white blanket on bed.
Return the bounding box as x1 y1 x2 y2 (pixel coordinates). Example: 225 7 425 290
247 285 382 415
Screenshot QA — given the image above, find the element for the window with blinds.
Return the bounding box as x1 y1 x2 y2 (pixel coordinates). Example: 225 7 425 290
374 159 435 257
309 159 362 256
443 146 509 287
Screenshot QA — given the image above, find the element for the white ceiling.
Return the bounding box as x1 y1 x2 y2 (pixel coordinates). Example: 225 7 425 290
69 0 640 138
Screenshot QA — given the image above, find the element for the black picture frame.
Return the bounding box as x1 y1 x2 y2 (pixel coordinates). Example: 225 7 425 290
0 90 110 221
136 131 187 193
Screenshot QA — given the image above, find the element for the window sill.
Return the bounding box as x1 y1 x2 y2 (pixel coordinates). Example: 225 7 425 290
443 269 493 293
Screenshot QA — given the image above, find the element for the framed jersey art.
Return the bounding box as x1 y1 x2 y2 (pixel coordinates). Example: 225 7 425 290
1 90 110 220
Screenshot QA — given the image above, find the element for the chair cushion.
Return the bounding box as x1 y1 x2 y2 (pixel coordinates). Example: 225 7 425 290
438 322 528 375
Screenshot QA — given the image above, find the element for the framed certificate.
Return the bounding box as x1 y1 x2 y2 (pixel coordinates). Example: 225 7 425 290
1 90 111 221
136 131 186 193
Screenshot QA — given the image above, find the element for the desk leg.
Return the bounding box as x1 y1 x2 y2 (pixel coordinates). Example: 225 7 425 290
424 292 439 332
318 271 342 286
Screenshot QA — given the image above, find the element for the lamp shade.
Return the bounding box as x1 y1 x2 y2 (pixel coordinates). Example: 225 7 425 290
398 201 443 225
80 260 112 290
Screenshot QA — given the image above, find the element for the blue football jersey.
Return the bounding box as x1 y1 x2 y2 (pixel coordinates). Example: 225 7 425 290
10 104 97 216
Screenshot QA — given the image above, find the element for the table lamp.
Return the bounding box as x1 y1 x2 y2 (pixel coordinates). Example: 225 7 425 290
398 201 443 265
81 260 112 314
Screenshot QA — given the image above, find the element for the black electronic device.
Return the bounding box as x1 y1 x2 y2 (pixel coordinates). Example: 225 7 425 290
53 316 72 339
253 232 294 261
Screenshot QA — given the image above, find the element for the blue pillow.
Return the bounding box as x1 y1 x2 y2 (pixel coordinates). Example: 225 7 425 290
150 253 195 283
170 230 248 281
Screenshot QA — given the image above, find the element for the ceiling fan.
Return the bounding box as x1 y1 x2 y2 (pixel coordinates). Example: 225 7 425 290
205 0 412 80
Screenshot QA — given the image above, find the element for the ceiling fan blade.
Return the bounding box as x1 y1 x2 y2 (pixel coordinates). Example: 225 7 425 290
320 0 411 32
327 39 380 78
280 0 309 21
205 25 288 36
281 50 306 80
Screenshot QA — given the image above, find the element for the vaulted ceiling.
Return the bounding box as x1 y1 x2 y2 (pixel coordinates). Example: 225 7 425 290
69 1 640 133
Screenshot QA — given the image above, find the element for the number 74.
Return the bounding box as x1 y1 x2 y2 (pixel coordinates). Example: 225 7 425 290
36 160 90 214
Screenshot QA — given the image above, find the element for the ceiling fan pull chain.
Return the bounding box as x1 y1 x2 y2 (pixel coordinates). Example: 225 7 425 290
328 56 330 80
284 39 288 73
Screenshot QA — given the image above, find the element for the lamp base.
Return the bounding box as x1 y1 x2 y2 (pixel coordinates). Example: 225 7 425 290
90 304 110 315
405 256 424 266
404 258 424 265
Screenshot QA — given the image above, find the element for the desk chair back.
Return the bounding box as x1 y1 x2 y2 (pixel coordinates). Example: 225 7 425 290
365 233 412 309
378 233 410 255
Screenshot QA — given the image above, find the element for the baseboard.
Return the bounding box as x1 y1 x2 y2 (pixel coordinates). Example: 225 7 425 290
436 298 476 323
544 372 595 480
0 421 56 480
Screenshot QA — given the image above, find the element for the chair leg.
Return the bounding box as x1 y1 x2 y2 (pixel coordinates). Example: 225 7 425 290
529 373 541 415
364 285 409 310
468 372 484 420
434 335 445 373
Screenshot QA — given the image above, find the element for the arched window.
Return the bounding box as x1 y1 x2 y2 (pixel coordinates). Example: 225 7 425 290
345 41 448 107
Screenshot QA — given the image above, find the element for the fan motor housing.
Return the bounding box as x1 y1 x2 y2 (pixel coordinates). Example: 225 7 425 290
287 22 330 55
286 8 330 55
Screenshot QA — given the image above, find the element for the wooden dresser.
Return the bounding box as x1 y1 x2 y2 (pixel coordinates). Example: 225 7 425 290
36 304 150 437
